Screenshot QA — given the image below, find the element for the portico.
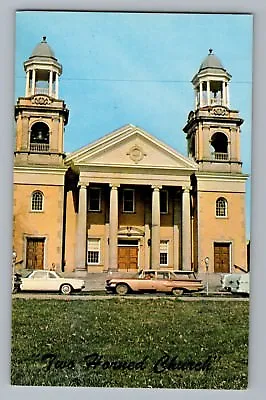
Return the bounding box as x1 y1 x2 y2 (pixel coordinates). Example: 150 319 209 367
66 126 196 273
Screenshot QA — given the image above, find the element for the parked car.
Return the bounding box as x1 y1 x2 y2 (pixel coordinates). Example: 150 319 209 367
20 270 86 295
221 272 250 295
105 269 204 296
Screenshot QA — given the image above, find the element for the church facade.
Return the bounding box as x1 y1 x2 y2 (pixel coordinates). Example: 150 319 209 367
13 38 248 275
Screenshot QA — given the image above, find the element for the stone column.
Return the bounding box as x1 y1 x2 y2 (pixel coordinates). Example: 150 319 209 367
222 81 226 106
207 80 211 106
151 185 161 269
144 190 151 268
227 82 230 108
31 69 36 96
25 71 30 97
75 184 87 271
49 71 53 97
182 186 192 270
173 190 181 270
21 116 29 151
55 73 59 98
199 81 203 107
109 184 119 271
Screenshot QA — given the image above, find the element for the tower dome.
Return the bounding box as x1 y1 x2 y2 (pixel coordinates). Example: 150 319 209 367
192 49 231 109
198 49 225 73
30 36 57 61
23 36 62 98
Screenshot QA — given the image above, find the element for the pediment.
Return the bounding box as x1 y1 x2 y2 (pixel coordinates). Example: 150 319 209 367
65 124 197 171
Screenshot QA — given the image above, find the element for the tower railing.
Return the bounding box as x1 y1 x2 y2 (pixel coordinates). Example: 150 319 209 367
34 88 49 95
30 143 50 152
212 152 228 160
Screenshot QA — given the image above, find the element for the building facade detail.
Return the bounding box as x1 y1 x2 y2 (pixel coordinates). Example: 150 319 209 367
12 41 248 275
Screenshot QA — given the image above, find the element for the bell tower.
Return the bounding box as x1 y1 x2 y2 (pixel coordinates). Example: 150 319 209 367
183 49 243 173
183 50 248 274
13 37 69 272
14 36 69 167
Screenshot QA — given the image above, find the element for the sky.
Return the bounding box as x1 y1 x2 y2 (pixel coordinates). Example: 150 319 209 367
15 11 253 237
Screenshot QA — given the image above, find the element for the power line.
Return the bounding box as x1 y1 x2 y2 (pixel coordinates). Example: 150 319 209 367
15 76 252 84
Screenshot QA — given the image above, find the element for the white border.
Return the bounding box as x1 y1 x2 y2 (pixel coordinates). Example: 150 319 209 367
1 2 264 400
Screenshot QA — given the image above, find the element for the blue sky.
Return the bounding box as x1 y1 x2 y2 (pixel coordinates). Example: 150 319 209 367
15 11 253 237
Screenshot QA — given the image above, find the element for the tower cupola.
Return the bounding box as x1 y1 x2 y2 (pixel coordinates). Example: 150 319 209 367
192 49 231 109
23 36 62 99
14 37 68 167
183 50 243 173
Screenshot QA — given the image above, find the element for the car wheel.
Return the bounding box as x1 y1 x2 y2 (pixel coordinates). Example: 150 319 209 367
60 284 72 295
172 288 183 297
115 284 129 295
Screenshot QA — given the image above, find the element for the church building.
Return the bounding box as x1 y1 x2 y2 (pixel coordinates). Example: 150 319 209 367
13 37 248 275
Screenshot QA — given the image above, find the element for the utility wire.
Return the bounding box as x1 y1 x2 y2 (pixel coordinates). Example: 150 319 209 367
15 76 252 84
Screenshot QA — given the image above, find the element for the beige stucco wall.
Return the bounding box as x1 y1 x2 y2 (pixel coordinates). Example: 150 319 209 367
13 182 64 270
197 190 247 272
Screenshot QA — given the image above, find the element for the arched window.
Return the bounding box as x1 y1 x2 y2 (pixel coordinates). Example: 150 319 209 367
210 132 228 160
30 122 50 152
31 191 44 212
216 197 227 217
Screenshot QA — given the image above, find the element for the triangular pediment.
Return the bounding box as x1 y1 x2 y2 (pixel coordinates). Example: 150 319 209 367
65 124 197 172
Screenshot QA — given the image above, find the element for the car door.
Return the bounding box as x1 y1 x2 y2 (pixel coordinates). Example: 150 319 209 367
47 272 61 291
136 271 156 291
155 272 172 292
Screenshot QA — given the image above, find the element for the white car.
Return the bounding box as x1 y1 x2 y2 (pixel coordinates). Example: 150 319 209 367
221 273 250 295
20 270 86 295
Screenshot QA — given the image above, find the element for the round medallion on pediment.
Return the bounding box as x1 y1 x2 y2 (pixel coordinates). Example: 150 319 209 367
127 145 146 163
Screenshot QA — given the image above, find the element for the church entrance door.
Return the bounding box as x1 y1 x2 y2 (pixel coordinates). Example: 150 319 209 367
118 239 139 271
26 238 45 269
214 243 230 273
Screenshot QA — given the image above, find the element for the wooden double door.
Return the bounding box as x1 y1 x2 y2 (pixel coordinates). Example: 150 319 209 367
26 238 45 270
214 243 230 273
118 241 139 270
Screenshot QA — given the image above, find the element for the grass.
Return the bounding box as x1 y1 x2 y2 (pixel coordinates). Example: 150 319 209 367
11 298 249 389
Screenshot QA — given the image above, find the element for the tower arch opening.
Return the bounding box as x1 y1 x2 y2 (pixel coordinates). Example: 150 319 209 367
210 132 228 160
30 122 50 152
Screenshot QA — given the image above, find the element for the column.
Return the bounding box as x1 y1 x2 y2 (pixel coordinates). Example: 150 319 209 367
49 70 53 97
199 81 203 107
109 184 119 271
31 69 36 96
207 80 211 106
75 184 87 271
21 116 29 150
151 185 161 269
144 191 151 268
227 82 230 108
222 81 226 106
25 71 30 97
182 187 192 270
55 73 59 98
173 190 181 270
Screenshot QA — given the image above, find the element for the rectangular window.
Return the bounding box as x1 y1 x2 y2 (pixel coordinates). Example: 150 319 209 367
88 188 101 211
87 239 100 264
160 190 168 213
160 240 169 266
123 189 135 213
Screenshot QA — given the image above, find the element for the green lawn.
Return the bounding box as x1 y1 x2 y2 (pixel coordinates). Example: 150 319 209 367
11 298 249 389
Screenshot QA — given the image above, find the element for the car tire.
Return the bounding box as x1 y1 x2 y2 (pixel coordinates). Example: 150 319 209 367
60 284 72 295
115 284 129 295
172 288 183 297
